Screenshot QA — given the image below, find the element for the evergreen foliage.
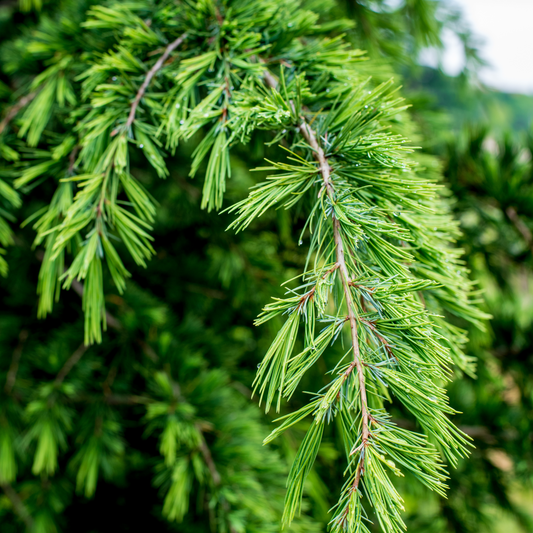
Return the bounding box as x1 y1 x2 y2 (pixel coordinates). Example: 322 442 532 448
437 129 533 531
0 1 500 532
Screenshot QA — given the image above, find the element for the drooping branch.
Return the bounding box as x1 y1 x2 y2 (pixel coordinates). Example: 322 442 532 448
297 119 370 508
298 122 369 438
262 70 370 449
112 32 187 136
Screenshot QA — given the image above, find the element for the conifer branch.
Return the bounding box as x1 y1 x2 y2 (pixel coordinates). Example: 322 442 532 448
5 3 489 529
297 110 371 520
65 274 225 510
298 120 369 446
70 274 221 491
243 56 481 529
263 69 370 448
112 32 188 136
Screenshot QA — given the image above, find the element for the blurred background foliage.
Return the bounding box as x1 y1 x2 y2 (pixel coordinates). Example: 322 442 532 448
0 0 532 532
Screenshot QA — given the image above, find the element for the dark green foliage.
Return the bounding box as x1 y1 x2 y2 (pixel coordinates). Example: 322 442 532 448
443 129 533 531
0 149 322 532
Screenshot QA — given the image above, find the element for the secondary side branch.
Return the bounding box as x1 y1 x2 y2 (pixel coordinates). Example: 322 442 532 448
113 32 187 136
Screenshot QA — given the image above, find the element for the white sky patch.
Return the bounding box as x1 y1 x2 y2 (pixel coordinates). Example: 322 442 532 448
421 0 533 95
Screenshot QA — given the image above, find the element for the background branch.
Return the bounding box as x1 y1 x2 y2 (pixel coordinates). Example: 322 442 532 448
4 330 29 395
506 206 533 255
54 343 89 387
0 90 38 135
0 483 33 529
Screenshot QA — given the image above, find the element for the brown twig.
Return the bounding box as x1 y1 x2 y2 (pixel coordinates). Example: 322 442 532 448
4 330 29 395
68 145 80 174
54 343 89 387
197 428 222 486
297 262 341 310
175 176 201 200
136 339 159 363
102 364 118 397
263 67 370 460
103 394 153 405
338 460 364 527
506 206 533 255
112 32 187 136
0 90 38 136
68 393 153 405
1 483 34 529
297 110 369 445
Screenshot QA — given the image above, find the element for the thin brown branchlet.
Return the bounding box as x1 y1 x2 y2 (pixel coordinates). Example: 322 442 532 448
262 69 371 492
112 32 188 137
0 90 39 136
0 483 34 529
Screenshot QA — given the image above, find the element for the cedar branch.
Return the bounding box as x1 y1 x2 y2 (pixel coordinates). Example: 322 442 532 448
262 69 370 449
112 32 187 136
